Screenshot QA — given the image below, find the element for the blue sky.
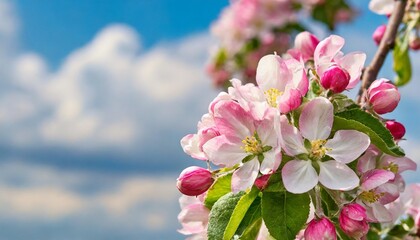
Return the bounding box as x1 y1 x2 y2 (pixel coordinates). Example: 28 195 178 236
0 0 418 239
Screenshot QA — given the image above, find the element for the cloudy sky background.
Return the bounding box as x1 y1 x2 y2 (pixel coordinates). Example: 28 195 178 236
0 0 418 239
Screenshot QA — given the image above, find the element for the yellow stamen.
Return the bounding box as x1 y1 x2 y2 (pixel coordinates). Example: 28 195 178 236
384 162 399 174
241 136 263 154
310 139 330 159
360 190 385 203
264 88 282 108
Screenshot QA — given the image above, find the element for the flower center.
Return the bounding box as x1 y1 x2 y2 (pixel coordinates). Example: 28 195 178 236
241 136 263 154
384 162 399 174
310 139 330 159
264 88 282 108
359 190 385 203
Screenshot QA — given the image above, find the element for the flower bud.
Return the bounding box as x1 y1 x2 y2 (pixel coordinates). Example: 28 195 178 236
304 217 337 240
385 120 406 140
320 65 350 93
372 25 386 45
254 174 271 190
177 166 214 196
339 203 369 239
409 35 420 51
294 31 319 61
368 78 400 114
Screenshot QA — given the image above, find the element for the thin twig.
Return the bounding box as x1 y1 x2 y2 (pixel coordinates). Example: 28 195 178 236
356 0 408 104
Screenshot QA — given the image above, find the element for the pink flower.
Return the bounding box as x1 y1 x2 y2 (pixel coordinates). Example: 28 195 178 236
368 78 400 114
280 97 370 193
409 35 420 51
314 35 366 90
385 120 406 140
320 65 351 93
339 203 369 239
177 166 214 196
178 194 209 239
373 25 387 45
293 31 320 62
203 100 281 193
304 217 337 240
256 54 308 114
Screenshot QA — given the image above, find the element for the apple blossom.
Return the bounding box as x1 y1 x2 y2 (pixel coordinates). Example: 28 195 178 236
339 203 369 239
373 25 387 45
281 97 370 194
385 120 406 140
314 35 366 90
177 166 214 196
320 65 350 93
368 78 400 114
293 31 320 62
304 217 337 240
178 194 210 239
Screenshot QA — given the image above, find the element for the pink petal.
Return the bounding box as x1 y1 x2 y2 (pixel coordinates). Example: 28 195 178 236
299 97 333 141
371 202 393 222
256 54 291 92
319 161 359 191
282 160 318 194
325 130 370 164
357 148 379 174
279 115 307 156
314 35 345 75
377 181 400 205
213 101 255 139
360 169 395 191
260 147 282 175
284 58 309 96
178 204 209 235
279 87 302 114
232 159 260 193
337 52 366 89
202 135 246 167
380 155 417 173
181 134 207 160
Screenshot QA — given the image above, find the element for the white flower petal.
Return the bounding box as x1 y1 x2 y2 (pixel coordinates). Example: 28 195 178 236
369 0 395 15
319 161 359 191
232 159 260 193
282 160 318 194
325 130 370 163
260 147 282 175
279 115 307 156
202 135 246 167
256 54 291 91
299 97 333 140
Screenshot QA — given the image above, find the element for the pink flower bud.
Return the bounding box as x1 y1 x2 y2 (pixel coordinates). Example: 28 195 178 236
254 174 271 190
320 65 350 93
339 203 369 239
417 0 420 11
177 166 214 196
372 25 386 45
385 120 406 140
409 35 420 51
304 217 337 240
368 78 400 114
294 31 319 61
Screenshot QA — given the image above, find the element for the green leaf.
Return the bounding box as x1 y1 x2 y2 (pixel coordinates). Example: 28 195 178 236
223 187 260 240
394 19 416 86
207 192 244 240
320 188 339 217
236 196 262 235
205 173 232 209
262 191 310 240
333 109 405 157
264 172 284 192
239 218 263 240
393 39 412 86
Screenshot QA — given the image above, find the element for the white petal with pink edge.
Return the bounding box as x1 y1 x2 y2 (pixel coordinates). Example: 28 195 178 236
232 159 260 193
256 54 291 91
299 97 333 141
181 134 207 160
360 169 395 191
325 130 370 164
282 160 318 194
203 135 246 167
337 52 366 89
319 160 359 191
260 147 282 175
279 115 307 156
314 35 345 73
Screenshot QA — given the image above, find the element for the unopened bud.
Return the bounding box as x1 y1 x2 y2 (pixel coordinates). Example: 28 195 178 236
373 25 386 45
368 78 400 114
385 120 406 140
304 217 337 240
294 31 320 61
254 174 271 190
409 35 420 51
339 203 369 239
177 166 214 196
320 65 350 93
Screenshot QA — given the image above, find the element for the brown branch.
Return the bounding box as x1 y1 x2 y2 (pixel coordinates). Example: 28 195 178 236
356 0 408 104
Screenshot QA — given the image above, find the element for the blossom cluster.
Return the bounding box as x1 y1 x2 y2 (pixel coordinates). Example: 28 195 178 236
206 0 355 88
177 32 418 239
